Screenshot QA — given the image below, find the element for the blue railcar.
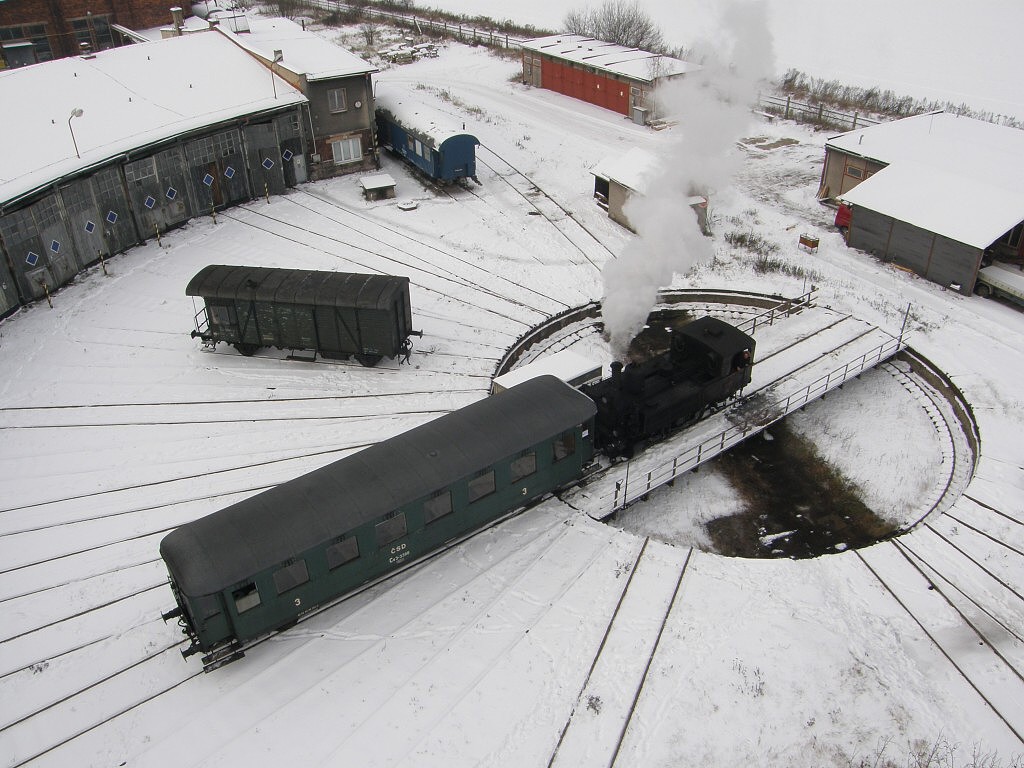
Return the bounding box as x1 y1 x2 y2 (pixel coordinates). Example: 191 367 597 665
375 93 479 183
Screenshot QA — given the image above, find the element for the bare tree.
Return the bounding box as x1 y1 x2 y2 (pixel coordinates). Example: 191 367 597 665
563 0 665 51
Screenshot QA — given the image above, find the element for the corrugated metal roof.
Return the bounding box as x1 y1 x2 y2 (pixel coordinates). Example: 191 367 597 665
160 375 597 596
521 34 699 83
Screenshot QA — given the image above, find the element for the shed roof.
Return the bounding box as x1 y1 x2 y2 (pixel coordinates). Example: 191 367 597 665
841 161 1024 250
216 17 377 81
0 32 305 209
521 34 699 84
185 265 409 310
159 375 597 596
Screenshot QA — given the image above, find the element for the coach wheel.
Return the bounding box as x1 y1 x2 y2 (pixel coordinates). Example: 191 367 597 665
355 353 382 367
975 283 992 298
235 343 259 356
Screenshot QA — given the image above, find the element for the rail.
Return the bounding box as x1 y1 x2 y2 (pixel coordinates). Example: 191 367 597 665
608 333 905 515
733 288 815 336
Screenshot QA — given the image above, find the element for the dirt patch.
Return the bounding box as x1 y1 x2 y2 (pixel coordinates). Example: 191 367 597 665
741 136 801 151
706 421 895 558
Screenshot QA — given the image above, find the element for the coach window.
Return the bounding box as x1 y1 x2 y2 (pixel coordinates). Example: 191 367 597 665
468 469 496 503
232 582 261 614
424 490 453 524
510 451 537 483
407 135 416 152
553 431 576 462
376 512 408 547
273 560 309 595
326 537 360 570
328 87 348 113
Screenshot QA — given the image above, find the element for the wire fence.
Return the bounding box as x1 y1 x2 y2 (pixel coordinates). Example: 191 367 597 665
756 93 883 132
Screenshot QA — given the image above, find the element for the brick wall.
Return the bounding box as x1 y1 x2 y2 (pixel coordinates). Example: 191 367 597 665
1 0 172 59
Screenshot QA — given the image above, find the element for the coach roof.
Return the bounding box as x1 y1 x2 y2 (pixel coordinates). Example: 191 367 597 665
160 375 597 596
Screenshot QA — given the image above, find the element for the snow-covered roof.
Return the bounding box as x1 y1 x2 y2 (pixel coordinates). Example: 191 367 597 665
592 146 659 192
841 160 1024 249
0 32 305 208
521 34 699 84
827 111 1024 180
833 112 1024 248
216 17 377 81
375 86 479 147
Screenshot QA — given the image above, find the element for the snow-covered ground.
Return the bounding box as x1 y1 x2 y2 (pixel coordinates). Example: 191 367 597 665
1 41 1023 768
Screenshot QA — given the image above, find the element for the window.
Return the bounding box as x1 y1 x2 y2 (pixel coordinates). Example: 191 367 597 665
326 537 360 569
844 165 863 179
414 139 424 157
406 135 416 152
232 582 261 614
510 452 537 483
553 431 576 462
424 490 453 524
328 87 348 113
273 560 309 595
468 470 496 503
376 512 408 546
331 137 362 165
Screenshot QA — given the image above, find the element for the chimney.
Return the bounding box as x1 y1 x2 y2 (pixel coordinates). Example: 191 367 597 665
170 6 184 36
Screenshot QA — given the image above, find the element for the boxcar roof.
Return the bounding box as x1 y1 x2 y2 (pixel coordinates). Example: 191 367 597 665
160 375 597 596
185 265 409 310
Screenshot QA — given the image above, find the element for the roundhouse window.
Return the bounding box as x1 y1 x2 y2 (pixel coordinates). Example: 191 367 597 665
328 87 348 113
468 469 496 503
273 560 309 595
232 582 261 614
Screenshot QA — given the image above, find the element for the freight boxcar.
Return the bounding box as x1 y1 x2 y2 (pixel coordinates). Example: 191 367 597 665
159 375 597 668
375 90 479 183
185 264 419 366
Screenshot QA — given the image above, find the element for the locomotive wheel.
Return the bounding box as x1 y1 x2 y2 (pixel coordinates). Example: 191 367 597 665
355 353 383 367
234 343 259 357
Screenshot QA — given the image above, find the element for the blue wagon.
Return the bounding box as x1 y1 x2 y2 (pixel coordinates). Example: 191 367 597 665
375 91 479 183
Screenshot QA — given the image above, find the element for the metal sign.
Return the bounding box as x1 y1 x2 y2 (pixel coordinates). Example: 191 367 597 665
50 240 61 253
25 251 39 267
105 211 118 224
282 150 293 161
261 158 274 170
224 166 236 179
144 196 156 209
202 174 214 187
84 220 96 233
166 187 178 200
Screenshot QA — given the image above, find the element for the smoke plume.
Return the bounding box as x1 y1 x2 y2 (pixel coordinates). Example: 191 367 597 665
600 0 775 357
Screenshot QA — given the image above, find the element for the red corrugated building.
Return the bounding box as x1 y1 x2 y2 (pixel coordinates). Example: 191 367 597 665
520 34 698 124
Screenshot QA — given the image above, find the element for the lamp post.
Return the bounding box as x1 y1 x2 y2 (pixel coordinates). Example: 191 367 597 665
270 49 283 100
68 107 84 158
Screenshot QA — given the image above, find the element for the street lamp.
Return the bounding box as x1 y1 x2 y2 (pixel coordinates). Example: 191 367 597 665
68 107 84 158
270 49 283 100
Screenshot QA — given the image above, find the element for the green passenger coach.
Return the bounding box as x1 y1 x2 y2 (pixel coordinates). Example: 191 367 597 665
159 375 597 669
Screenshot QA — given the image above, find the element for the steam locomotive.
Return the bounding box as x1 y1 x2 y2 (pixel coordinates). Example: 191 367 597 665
582 316 755 458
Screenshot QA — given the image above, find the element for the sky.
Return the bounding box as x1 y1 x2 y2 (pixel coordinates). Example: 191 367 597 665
1 14 1024 768
418 0 1024 121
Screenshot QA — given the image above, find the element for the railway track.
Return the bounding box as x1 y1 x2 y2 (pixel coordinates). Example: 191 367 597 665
854 543 1024 746
475 144 615 274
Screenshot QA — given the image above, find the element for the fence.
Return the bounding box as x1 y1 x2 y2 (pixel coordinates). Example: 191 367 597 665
734 288 815 336
303 0 527 50
757 93 882 132
608 332 904 515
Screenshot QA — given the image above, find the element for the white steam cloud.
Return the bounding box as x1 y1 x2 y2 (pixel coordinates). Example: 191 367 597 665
600 0 775 357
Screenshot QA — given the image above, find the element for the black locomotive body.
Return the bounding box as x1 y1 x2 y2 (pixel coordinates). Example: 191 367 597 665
581 316 755 458
186 264 419 366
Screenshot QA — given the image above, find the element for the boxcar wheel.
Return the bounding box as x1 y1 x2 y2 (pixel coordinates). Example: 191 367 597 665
234 343 259 356
355 353 382 367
